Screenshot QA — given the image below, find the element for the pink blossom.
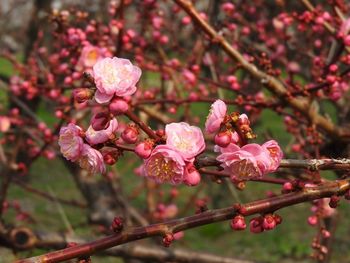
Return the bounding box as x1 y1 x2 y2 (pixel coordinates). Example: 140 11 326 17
58 123 84 161
0 116 11 132
78 144 106 174
217 143 272 180
205 100 227 134
143 145 185 184
77 45 110 70
92 57 142 104
86 118 118 145
339 18 350 37
262 140 283 172
182 69 196 85
165 122 205 161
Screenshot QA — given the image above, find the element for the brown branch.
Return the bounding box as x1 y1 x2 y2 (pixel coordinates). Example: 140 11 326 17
12 179 87 209
124 110 160 140
196 156 350 172
172 0 350 140
279 158 350 171
17 178 350 262
7 227 252 263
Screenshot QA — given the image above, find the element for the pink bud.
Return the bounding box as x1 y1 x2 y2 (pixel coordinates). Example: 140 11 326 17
326 75 337 84
111 216 123 232
121 126 139 144
344 35 350 46
329 64 338 72
230 215 246 231
184 164 201 186
173 231 184 240
91 112 110 131
283 182 293 191
109 98 129 115
73 88 93 103
308 215 318 226
214 131 231 147
162 233 174 247
135 141 153 159
181 16 191 25
221 2 235 14
262 214 276 230
249 217 264 233
321 229 331 238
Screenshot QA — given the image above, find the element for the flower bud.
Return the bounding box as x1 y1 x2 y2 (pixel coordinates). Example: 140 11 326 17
91 112 110 131
329 195 340 208
162 233 174 247
111 216 123 232
184 163 201 186
282 182 293 192
134 141 153 159
230 215 246 231
249 217 264 233
121 125 139 144
109 98 129 115
308 215 318 226
262 214 276 230
321 229 331 238
214 131 231 147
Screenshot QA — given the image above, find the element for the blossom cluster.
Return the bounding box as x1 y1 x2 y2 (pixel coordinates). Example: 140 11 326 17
142 122 205 186
59 54 282 185
58 120 120 174
59 55 141 174
205 100 283 181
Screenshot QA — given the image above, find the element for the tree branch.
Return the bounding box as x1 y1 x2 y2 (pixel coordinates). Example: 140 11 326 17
172 0 350 140
17 178 350 262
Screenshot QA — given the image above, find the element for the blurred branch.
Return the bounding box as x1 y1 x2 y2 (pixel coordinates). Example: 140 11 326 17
172 0 350 140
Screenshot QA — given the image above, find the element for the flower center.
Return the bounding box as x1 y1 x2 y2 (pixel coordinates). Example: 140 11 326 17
147 154 176 182
231 160 260 179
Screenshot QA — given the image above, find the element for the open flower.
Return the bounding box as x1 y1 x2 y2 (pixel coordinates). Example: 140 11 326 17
262 140 283 172
217 143 272 181
205 100 227 134
165 122 205 161
92 57 141 104
58 123 84 161
143 145 185 184
85 118 118 145
78 144 106 174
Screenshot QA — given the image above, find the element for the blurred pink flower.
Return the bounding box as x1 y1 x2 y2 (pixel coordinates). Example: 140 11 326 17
205 100 227 134
92 57 142 103
86 118 118 145
143 145 185 184
217 143 272 180
78 144 106 174
165 122 205 161
58 123 84 161
77 45 104 70
262 140 283 172
154 203 178 220
0 116 11 132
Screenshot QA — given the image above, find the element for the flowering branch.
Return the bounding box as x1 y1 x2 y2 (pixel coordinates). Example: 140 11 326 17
17 178 350 262
172 0 350 140
8 227 251 263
